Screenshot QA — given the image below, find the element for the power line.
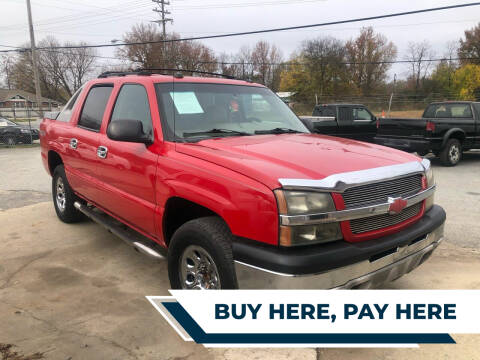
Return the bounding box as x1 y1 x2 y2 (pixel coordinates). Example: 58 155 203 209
1 2 479 52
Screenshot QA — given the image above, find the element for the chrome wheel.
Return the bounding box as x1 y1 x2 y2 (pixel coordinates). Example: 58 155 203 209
179 245 221 289
449 144 460 163
55 177 66 211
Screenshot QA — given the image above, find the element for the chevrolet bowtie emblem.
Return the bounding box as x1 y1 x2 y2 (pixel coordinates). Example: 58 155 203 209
388 197 408 215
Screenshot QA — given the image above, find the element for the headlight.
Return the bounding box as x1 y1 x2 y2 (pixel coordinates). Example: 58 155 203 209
275 190 342 246
20 128 30 133
276 190 336 215
425 167 435 211
425 167 435 188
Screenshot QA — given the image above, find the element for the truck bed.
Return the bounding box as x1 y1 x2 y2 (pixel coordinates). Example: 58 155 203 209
376 118 428 138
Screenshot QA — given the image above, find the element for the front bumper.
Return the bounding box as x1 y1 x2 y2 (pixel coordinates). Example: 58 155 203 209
375 136 430 154
233 205 445 289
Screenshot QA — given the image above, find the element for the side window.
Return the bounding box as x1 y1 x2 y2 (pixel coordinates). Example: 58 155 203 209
57 86 83 122
450 104 472 118
338 107 354 123
313 106 335 117
110 84 153 135
78 85 113 131
354 108 373 121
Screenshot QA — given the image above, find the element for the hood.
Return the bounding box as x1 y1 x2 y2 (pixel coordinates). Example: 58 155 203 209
176 134 420 190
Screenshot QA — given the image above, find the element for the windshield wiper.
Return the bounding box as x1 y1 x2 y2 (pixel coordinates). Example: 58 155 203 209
183 128 251 138
254 127 303 135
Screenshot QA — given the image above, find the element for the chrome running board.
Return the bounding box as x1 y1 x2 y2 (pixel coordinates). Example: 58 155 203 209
74 201 166 260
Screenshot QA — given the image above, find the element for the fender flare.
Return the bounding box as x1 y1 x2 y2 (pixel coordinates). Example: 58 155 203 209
441 128 465 148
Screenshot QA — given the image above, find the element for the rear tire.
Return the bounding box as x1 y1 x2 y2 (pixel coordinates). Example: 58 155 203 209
52 165 84 223
168 217 238 289
439 138 462 166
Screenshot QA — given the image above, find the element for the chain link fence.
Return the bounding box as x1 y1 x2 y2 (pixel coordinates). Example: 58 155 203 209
0 107 40 147
286 93 459 119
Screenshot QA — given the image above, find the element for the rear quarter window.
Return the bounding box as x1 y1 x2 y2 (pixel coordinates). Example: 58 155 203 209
313 106 335 117
56 86 83 122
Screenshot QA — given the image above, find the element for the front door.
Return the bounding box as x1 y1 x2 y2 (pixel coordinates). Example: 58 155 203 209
336 106 376 143
95 83 159 236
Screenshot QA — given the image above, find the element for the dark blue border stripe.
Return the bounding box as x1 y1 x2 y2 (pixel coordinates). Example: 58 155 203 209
162 302 455 344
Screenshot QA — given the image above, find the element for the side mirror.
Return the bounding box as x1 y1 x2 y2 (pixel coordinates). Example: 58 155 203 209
107 119 152 144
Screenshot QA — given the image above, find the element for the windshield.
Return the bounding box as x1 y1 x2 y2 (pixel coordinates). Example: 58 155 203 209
155 83 308 141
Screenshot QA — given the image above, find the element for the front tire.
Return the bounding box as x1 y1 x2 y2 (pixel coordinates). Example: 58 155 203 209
5 136 16 146
439 138 462 166
168 217 238 289
52 165 84 223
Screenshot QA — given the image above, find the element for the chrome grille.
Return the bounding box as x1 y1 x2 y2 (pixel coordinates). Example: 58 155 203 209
342 174 423 209
350 203 422 234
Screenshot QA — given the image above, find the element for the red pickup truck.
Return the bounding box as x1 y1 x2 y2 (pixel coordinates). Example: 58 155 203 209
40 71 445 289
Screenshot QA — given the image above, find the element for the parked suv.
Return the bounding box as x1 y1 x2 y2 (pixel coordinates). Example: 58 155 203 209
40 71 445 289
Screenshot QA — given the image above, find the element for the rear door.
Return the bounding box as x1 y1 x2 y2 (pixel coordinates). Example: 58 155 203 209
310 105 337 135
63 84 113 202
336 106 358 140
95 82 159 236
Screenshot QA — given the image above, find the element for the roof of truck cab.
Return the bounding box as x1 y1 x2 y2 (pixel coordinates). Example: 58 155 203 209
92 74 264 87
428 101 480 105
314 103 366 107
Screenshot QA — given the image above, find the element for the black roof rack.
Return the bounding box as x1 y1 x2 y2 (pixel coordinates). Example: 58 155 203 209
98 68 240 80
97 70 152 78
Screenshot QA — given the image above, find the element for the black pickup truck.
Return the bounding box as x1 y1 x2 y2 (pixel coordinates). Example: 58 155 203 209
375 101 480 166
299 104 377 143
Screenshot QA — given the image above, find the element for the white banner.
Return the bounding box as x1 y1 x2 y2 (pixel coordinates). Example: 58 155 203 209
147 290 480 347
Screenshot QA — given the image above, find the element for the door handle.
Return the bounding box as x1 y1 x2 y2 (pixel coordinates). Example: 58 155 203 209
97 146 108 159
70 138 78 149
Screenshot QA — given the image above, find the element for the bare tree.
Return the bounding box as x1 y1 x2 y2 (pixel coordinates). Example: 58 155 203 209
345 27 397 95
458 22 480 65
117 23 218 74
67 43 97 93
8 36 97 102
0 54 16 89
405 41 435 94
233 46 255 80
116 23 162 68
250 41 283 90
300 36 348 97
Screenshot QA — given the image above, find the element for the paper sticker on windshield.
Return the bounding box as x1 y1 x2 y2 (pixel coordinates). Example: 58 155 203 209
169 92 204 114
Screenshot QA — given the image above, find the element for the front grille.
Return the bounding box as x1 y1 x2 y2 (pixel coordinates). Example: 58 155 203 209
342 174 423 209
350 203 422 234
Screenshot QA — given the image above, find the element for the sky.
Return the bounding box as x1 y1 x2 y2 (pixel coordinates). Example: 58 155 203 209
1 0 480 79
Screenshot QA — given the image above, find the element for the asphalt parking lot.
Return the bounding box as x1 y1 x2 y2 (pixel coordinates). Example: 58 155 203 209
1 146 479 359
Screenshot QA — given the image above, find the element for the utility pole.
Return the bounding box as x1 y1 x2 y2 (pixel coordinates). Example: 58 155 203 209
26 0 43 117
387 73 397 118
152 0 172 65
